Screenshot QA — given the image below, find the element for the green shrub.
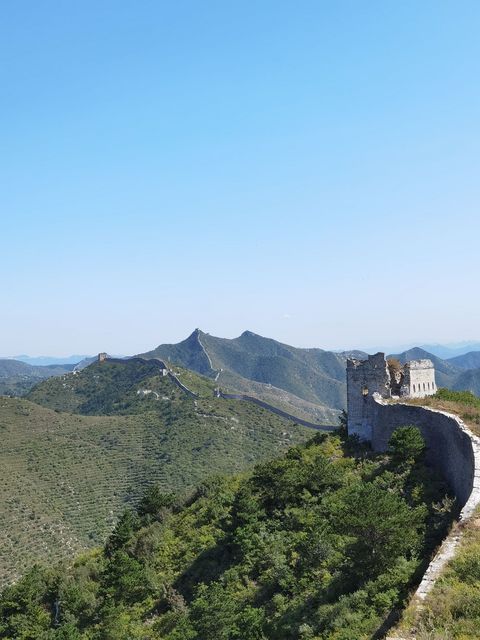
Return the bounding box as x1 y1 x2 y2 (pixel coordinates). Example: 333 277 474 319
389 426 426 464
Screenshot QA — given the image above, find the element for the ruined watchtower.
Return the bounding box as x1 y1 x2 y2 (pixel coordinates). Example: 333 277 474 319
346 352 436 441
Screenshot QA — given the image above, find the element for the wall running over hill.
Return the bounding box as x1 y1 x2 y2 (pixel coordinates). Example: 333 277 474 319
371 394 480 604
218 392 337 431
167 372 198 397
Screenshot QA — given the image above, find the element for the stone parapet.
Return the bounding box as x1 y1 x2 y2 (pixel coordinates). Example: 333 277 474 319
371 394 480 600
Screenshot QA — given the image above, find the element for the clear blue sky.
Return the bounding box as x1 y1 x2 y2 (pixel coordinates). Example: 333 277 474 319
2 1 479 356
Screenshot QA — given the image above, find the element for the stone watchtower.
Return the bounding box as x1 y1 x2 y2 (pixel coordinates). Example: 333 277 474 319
346 353 391 441
402 359 437 398
346 352 436 441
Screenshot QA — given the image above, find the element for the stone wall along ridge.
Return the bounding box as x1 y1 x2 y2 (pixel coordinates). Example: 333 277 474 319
372 393 480 602
218 391 337 431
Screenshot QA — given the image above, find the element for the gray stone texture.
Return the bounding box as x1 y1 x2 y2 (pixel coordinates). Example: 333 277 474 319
402 359 437 398
346 353 390 441
347 352 436 442
371 394 477 509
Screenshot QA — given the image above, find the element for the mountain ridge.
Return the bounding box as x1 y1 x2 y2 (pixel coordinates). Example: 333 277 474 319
5 330 480 424
138 330 480 421
138 329 348 423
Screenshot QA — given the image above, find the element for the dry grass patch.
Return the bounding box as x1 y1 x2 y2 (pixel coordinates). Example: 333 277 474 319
394 389 480 437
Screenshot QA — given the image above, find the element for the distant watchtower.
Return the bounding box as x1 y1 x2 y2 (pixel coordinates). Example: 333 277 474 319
402 360 437 398
98 352 108 363
346 352 436 441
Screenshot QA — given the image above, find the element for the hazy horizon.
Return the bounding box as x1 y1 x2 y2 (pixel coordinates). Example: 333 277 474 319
2 330 480 360
3 2 480 356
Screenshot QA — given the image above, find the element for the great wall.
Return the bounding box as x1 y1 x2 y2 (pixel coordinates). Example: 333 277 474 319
216 390 336 431
99 354 336 430
100 351 480 625
347 353 480 636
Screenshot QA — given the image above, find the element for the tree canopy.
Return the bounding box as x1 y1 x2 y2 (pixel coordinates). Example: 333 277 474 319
0 428 454 640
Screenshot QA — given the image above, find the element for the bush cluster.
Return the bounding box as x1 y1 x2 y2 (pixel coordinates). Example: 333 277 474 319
0 427 454 640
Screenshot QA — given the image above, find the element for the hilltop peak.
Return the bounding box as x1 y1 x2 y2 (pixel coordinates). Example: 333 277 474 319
189 328 208 339
239 330 259 338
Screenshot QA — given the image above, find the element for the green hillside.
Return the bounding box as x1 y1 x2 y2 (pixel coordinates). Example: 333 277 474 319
141 330 213 376
0 362 312 587
452 368 480 397
27 358 178 415
0 359 74 396
217 369 340 425
0 427 454 639
139 329 347 423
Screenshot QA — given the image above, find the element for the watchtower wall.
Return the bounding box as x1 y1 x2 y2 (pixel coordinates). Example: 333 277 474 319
402 359 436 398
346 352 390 441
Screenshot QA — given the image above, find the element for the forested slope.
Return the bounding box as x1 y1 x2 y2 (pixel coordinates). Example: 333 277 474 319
0 362 311 587
0 427 454 639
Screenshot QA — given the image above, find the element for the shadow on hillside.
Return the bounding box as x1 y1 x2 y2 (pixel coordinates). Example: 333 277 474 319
173 539 234 601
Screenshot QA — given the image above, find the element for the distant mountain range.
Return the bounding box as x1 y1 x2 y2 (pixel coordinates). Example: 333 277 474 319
447 351 480 370
5 354 91 366
3 331 480 419
138 329 349 423
0 359 75 396
358 342 480 359
138 330 480 421
419 342 480 359
8 341 480 368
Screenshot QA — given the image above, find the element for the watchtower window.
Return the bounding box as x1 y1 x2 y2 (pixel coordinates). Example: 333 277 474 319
413 384 416 392
423 383 426 391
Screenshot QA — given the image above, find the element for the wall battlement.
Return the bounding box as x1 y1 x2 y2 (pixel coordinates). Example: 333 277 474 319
346 354 480 607
347 352 436 440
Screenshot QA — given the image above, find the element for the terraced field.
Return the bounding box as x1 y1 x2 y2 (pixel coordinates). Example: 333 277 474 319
0 362 312 586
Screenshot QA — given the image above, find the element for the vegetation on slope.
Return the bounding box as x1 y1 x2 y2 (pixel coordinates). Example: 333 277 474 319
0 360 74 396
451 369 480 398
139 331 480 425
217 369 340 425
0 362 311 587
0 427 455 640
139 329 347 422
26 359 177 415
